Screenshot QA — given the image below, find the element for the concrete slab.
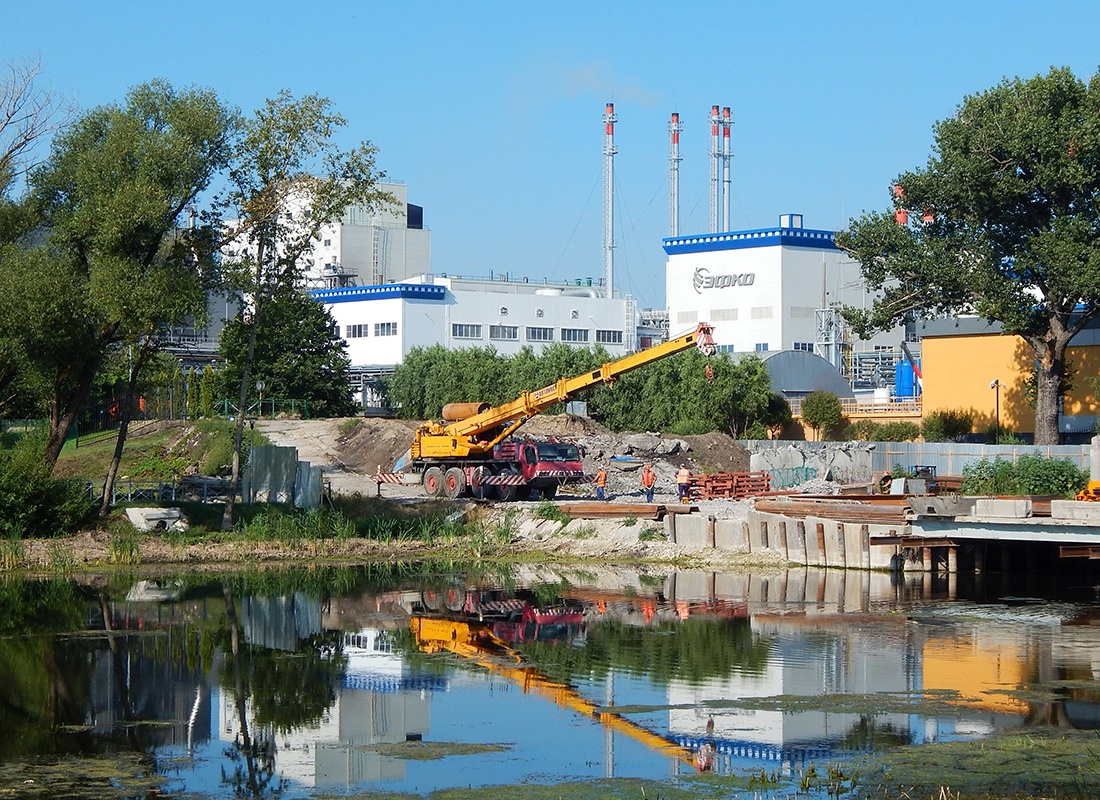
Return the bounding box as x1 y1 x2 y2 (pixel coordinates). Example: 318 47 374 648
1051 499 1100 521
673 514 710 548
125 507 188 532
908 495 977 517
974 498 1033 518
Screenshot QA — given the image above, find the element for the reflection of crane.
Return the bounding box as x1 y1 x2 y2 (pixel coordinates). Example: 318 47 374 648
410 616 698 767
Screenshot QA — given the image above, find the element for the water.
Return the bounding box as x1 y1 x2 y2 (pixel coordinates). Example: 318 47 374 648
2 565 1099 798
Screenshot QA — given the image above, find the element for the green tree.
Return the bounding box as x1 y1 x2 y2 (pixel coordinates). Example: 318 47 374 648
14 80 234 504
218 90 392 529
800 391 843 441
200 364 215 419
837 68 1100 445
218 287 356 417
921 408 973 442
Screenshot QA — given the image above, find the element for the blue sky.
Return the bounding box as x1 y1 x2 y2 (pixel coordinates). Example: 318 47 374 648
6 2 1100 309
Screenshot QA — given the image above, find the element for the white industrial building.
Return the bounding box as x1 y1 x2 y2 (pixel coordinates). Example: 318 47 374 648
312 274 635 370
664 214 908 388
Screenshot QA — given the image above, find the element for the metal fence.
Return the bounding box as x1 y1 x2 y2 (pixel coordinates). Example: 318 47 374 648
870 442 1091 476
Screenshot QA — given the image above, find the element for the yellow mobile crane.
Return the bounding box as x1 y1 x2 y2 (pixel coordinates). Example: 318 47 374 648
404 323 717 500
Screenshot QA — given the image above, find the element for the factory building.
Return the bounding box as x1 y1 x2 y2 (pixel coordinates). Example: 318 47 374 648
311 274 634 406
664 214 909 390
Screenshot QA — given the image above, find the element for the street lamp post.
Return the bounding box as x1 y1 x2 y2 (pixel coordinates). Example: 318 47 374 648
255 380 265 417
990 379 1001 442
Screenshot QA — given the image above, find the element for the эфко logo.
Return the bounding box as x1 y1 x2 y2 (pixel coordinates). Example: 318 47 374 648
693 266 755 294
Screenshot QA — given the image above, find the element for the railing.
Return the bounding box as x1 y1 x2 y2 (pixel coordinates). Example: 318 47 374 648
789 398 922 417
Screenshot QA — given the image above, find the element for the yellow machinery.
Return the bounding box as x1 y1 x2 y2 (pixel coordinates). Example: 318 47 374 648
1077 481 1100 501
410 615 697 767
411 323 717 461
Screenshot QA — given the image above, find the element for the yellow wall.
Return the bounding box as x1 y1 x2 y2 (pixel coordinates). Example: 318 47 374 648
921 334 1100 434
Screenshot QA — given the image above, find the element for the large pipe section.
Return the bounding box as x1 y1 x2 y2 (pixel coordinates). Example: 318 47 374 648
721 106 732 232
442 402 492 422
668 112 681 237
603 102 617 298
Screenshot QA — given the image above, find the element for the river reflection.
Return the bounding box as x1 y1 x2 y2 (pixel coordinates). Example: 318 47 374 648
2 565 1099 797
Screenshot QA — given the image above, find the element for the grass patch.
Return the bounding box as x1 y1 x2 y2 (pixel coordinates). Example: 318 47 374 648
570 524 597 540
535 499 572 524
108 530 141 565
622 515 638 527
0 536 25 570
638 526 666 541
852 728 1100 798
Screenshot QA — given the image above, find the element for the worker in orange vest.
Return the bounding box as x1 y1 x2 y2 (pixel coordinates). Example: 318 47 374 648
640 464 657 503
595 467 608 500
676 464 691 502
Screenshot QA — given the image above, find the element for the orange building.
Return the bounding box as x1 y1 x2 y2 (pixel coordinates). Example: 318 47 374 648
917 318 1100 437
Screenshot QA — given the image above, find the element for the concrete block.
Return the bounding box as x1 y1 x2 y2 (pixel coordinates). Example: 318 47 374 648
868 524 901 570
125 507 188 532
1050 499 1100 521
746 511 765 552
822 519 844 567
714 518 749 552
908 495 976 517
714 572 749 600
842 523 869 570
673 514 711 548
803 517 825 567
785 568 807 603
974 498 1033 518
786 520 807 565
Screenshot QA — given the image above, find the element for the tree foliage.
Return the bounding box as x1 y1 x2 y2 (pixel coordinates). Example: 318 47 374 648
800 391 843 440
921 408 973 442
837 68 1100 445
218 288 356 417
386 345 786 436
961 453 1087 497
3 80 235 472
214 90 391 528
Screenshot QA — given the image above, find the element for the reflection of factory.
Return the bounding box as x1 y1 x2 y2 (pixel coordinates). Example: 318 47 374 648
217 593 445 788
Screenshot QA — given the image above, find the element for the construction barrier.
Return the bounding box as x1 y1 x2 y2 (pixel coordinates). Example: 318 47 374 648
688 471 771 500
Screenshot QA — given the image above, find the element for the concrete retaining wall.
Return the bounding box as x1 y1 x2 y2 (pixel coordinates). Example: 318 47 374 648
668 507 907 571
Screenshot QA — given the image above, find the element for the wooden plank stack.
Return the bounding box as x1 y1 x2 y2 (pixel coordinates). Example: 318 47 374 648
688 471 772 500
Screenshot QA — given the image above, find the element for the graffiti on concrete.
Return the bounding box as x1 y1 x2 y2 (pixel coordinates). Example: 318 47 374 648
768 466 818 489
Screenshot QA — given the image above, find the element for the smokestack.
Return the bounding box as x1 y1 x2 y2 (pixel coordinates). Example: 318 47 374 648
668 112 681 237
721 106 732 232
709 105 720 233
603 102 617 297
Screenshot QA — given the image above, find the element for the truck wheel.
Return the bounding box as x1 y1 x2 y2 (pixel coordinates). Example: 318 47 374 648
470 467 491 500
423 467 445 498
495 483 517 502
444 467 467 499
541 484 558 500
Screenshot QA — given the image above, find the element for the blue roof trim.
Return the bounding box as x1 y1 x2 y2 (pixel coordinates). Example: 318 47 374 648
663 227 838 255
309 284 446 304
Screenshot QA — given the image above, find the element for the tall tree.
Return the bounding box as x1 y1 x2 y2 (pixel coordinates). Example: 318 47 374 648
218 91 392 528
20 80 235 482
218 287 356 417
837 68 1100 444
0 58 72 416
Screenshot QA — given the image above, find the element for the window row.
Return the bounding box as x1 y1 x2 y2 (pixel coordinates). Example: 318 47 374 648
340 322 398 339
453 325 623 344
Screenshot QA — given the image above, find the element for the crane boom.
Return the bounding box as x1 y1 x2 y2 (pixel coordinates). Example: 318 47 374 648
411 323 716 460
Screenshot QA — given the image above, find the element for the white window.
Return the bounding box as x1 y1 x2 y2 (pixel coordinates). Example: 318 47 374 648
595 330 623 345
561 328 589 343
490 325 518 341
755 342 769 352
452 323 482 339
790 306 816 319
346 324 368 338
677 310 698 324
526 326 553 341
712 308 738 321
751 307 773 319
374 322 397 337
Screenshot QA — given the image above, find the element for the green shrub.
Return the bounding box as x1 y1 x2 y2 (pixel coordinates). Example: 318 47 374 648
876 421 921 442
922 408 973 442
961 455 1087 497
0 433 95 537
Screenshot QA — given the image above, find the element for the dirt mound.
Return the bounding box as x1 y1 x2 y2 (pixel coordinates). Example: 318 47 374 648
522 414 610 438
336 417 421 473
681 432 750 473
